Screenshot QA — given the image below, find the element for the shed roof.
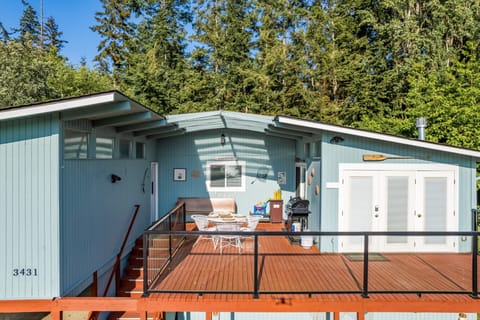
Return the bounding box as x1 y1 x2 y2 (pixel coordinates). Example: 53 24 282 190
2 91 480 160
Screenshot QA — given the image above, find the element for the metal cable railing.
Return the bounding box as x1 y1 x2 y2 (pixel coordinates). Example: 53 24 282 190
143 202 186 293
143 229 479 299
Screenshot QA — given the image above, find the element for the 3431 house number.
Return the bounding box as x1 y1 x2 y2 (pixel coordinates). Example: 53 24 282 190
13 268 38 276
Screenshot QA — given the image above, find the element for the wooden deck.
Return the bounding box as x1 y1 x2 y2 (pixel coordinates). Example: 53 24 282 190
147 222 479 301
1 222 479 319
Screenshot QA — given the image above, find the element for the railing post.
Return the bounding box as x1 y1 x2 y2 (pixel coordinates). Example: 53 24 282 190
253 234 259 298
472 209 478 232
168 214 172 259
472 232 478 299
362 234 369 298
143 232 148 296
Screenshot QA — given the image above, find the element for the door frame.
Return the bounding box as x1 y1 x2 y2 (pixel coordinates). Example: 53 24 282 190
338 163 459 252
150 162 159 223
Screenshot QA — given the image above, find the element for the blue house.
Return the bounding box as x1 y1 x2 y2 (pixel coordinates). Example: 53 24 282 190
0 91 479 320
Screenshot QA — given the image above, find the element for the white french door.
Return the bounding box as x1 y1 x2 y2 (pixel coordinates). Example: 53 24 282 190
339 165 458 253
414 171 457 251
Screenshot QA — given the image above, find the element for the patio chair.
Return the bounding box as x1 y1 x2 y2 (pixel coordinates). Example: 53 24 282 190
216 223 242 254
240 215 261 247
191 215 218 249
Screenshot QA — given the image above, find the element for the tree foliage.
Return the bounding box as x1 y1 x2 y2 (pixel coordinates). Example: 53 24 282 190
0 0 113 108
2 0 480 151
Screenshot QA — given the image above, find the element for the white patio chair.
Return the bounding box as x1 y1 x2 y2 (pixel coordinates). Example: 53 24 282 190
241 215 261 232
191 215 218 249
216 223 242 254
240 215 261 248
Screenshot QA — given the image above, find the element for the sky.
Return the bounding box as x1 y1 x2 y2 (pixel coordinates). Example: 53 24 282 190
1 0 103 67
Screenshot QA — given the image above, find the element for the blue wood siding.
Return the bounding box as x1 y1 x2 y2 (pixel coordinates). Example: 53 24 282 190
306 160 321 231
319 133 477 252
60 158 151 296
156 130 296 216
0 115 60 299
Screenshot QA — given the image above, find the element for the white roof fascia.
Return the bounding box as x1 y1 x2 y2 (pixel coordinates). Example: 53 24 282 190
276 116 480 159
0 92 119 121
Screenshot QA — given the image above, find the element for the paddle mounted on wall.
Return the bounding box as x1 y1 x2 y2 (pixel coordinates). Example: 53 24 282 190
362 154 431 161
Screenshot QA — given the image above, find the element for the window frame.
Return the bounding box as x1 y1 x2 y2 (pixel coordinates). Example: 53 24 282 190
135 142 146 159
95 136 115 159
119 139 131 159
63 129 89 159
206 160 246 192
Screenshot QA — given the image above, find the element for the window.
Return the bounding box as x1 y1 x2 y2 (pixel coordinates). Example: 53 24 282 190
207 161 246 191
64 129 88 159
96 137 114 159
119 139 131 159
135 142 145 159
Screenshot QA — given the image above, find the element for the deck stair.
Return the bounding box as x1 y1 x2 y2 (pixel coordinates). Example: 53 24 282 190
108 237 167 320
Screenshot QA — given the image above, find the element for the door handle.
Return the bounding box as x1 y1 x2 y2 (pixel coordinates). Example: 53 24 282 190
417 214 422 218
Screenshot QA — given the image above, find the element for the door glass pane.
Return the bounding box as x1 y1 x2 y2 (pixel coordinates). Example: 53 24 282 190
386 176 409 244
424 177 447 244
348 176 373 246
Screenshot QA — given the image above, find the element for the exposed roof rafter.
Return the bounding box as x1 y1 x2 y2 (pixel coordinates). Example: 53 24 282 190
93 111 153 128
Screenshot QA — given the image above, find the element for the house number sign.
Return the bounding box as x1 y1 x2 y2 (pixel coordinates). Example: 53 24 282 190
13 268 38 276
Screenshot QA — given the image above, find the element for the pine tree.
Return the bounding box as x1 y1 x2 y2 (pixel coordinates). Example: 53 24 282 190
42 16 67 51
0 22 11 43
91 0 136 85
191 0 256 111
16 0 41 46
123 0 191 114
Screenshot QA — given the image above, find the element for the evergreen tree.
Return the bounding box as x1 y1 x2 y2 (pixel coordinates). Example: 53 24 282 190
250 0 311 116
0 22 11 43
123 0 192 114
191 0 256 110
43 16 67 51
16 0 41 46
91 0 136 85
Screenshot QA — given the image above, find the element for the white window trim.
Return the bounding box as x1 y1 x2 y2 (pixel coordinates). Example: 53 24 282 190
206 160 246 192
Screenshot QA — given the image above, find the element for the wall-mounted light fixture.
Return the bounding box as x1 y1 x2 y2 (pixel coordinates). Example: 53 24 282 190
330 136 344 144
111 174 122 183
220 134 226 146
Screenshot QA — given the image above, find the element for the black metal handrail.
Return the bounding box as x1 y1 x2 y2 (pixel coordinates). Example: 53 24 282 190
143 229 480 299
142 202 186 294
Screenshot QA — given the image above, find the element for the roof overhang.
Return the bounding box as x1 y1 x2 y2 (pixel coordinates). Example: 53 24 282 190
275 115 480 160
3 91 480 159
0 91 167 138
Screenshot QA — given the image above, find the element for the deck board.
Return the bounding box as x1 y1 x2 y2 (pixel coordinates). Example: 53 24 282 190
147 222 479 304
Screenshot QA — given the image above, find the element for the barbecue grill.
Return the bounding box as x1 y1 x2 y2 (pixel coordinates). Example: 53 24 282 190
285 197 310 232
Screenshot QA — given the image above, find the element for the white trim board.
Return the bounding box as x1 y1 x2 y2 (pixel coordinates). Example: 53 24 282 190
276 116 480 159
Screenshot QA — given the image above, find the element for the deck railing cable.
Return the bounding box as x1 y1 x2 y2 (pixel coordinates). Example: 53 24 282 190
143 202 186 294
144 229 480 299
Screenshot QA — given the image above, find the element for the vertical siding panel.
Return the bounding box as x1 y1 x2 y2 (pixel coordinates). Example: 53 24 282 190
156 130 296 216
320 133 477 252
0 115 60 299
0 120 6 298
60 157 151 296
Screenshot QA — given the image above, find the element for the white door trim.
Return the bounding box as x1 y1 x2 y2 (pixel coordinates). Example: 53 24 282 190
150 162 159 223
338 163 459 252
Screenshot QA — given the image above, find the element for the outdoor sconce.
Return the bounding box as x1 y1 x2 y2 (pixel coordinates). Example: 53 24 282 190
111 174 122 183
330 136 344 144
220 134 226 146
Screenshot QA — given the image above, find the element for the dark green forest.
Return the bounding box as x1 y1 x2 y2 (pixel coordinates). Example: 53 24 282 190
1 0 480 150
